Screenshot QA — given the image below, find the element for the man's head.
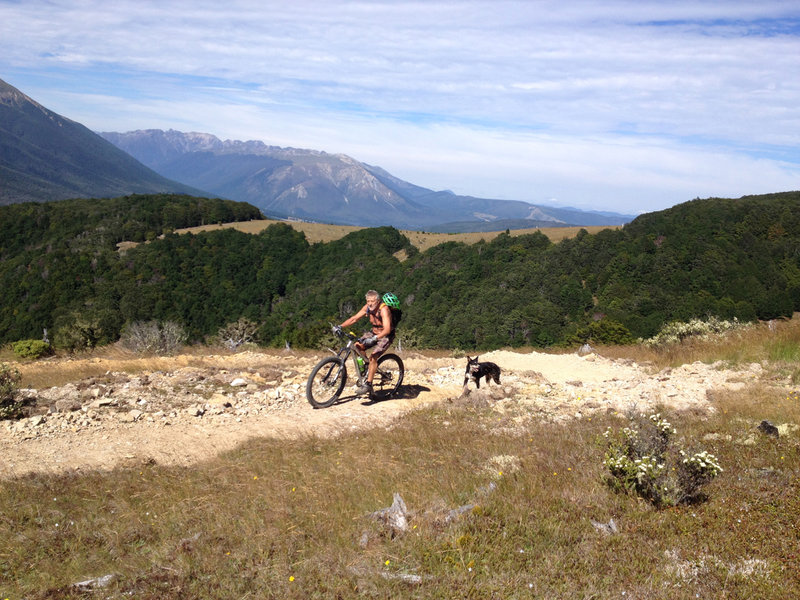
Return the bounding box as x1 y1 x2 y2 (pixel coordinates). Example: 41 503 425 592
365 289 380 309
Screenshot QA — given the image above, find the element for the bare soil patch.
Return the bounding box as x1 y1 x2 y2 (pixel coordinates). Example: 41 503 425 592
2 349 763 479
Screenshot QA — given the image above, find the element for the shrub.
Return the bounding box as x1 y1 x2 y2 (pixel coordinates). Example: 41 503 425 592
0 363 23 420
120 320 187 355
570 319 634 346
11 339 54 360
642 316 751 348
53 315 103 351
216 317 259 351
602 412 722 507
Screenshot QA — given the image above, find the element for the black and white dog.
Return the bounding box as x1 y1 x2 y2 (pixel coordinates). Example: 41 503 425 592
463 355 501 391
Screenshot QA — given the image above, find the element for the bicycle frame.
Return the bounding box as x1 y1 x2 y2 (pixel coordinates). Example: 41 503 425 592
334 331 368 383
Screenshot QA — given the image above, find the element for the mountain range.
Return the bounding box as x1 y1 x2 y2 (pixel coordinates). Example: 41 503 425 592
0 77 633 229
100 129 634 230
0 78 201 204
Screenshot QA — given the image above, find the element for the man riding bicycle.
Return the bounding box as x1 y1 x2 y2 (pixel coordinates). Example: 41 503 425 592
334 290 400 398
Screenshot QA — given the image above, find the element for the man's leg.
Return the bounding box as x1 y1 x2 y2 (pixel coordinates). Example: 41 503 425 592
361 337 392 397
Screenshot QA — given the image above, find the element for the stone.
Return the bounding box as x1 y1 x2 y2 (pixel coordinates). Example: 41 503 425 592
230 378 249 387
55 399 82 412
207 393 231 406
368 493 409 537
591 518 619 535
121 409 143 423
757 420 779 437
72 574 116 591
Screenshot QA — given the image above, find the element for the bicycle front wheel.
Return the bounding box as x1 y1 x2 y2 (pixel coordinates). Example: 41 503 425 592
306 356 347 408
372 353 404 400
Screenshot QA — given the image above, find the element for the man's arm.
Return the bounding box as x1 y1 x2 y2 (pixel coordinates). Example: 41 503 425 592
340 304 367 329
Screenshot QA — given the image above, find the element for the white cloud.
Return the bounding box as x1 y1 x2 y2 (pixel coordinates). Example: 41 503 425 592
1 0 799 213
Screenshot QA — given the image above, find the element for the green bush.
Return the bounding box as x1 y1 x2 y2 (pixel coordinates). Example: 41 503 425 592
11 339 53 359
570 319 634 346
0 363 23 420
602 412 722 507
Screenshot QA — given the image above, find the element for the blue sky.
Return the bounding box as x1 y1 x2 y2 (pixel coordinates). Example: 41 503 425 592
1 0 799 215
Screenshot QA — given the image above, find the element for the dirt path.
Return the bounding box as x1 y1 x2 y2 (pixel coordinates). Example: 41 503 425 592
1 349 761 479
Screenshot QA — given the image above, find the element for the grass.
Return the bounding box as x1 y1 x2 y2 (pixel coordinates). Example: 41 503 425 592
2 321 799 598
171 219 618 253
597 314 800 373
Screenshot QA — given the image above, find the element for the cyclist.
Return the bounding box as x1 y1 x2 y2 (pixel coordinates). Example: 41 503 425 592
334 290 400 398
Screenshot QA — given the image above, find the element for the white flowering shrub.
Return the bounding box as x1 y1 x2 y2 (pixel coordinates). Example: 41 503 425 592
642 316 751 348
677 450 724 499
602 413 722 507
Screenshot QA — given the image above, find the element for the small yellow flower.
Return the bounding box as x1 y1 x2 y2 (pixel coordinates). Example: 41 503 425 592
291 487 296 492
385 559 390 566
289 575 295 582
253 476 258 480
553 472 558 476
498 470 503 476
567 467 572 471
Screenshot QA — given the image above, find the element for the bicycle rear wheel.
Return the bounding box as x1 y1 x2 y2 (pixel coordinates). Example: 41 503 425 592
306 356 347 408
372 353 404 400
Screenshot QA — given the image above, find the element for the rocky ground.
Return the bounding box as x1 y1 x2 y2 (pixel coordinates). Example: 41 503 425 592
1 348 769 478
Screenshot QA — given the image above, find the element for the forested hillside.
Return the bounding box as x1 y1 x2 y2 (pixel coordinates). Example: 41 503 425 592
1 192 799 350
0 195 264 345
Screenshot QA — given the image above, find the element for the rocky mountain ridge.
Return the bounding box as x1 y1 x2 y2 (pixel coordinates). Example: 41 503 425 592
101 129 634 231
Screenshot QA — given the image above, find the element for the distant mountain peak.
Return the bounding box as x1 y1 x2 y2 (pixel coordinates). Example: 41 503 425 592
101 128 635 230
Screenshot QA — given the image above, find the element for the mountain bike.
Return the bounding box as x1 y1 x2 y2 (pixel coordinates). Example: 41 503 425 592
306 329 404 408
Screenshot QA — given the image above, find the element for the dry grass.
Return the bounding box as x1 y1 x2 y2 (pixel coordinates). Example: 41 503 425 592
2 379 797 598
9 344 316 389
170 219 618 252
597 315 800 375
2 320 799 598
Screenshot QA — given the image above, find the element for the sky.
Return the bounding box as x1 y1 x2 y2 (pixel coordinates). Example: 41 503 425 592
1 0 799 215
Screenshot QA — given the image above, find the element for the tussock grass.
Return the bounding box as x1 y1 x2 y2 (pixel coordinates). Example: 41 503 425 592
3 383 799 598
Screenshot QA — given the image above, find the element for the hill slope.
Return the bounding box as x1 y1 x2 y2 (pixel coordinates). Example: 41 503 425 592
0 79 205 205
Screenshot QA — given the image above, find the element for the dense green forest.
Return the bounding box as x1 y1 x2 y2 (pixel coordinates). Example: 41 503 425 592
1 192 799 350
